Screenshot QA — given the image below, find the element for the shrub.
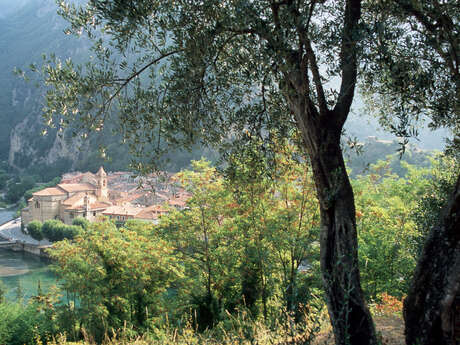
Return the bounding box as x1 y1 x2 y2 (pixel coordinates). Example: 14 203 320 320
42 220 64 242
72 217 89 230
26 221 43 242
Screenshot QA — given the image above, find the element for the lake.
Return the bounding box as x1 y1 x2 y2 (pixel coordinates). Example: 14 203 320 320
0 210 57 301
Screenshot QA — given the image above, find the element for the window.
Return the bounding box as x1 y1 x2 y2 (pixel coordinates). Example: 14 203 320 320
35 201 40 208
93 212 96 216
70 213 74 219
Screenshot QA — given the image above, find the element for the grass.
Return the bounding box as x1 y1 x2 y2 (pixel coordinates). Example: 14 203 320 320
44 312 405 345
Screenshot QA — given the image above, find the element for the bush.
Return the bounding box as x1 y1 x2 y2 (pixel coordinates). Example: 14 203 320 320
5 176 35 204
42 219 82 242
42 220 63 242
72 217 89 230
0 298 59 345
26 221 43 242
62 225 82 240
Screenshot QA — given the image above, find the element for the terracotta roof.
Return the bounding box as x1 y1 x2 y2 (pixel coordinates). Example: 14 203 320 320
57 183 96 193
134 209 160 220
102 205 141 217
62 192 86 206
90 201 112 210
96 166 107 176
135 204 169 220
168 198 188 207
33 187 66 196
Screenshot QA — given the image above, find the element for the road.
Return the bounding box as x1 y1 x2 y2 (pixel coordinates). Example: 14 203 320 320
0 218 51 246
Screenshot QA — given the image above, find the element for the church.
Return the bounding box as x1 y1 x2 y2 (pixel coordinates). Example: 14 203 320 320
22 167 113 226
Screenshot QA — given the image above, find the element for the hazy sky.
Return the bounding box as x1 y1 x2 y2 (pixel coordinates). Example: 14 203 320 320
0 0 32 17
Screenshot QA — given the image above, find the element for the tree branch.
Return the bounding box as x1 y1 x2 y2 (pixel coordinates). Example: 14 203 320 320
333 0 361 127
104 49 183 110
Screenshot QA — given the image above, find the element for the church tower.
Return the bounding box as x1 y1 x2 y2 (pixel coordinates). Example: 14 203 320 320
96 166 108 199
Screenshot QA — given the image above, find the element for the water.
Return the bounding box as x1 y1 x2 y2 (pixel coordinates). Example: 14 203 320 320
0 209 14 225
0 210 57 301
0 249 57 300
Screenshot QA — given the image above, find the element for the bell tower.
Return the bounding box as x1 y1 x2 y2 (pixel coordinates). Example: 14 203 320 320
96 166 108 199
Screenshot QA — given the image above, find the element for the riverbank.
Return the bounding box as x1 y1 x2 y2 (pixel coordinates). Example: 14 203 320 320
0 218 52 257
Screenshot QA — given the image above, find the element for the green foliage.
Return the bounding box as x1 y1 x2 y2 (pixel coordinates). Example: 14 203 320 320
0 171 10 190
24 177 61 202
360 0 459 153
353 159 433 299
27 220 43 242
72 217 90 230
158 145 321 329
5 175 35 204
48 221 182 342
346 138 433 178
411 155 459 256
0 281 6 305
0 292 60 345
42 219 82 242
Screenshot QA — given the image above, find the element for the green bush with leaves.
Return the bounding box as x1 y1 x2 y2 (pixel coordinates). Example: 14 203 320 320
353 159 432 299
41 219 82 242
26 220 43 242
48 221 182 342
0 296 60 345
72 217 90 230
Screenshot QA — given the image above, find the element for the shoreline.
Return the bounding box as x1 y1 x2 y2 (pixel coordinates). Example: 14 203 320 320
0 218 52 258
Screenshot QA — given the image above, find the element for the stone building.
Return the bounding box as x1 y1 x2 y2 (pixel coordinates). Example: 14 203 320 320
22 167 112 226
21 167 187 227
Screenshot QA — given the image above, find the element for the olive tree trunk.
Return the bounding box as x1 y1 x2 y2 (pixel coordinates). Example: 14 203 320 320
285 85 376 345
404 174 460 345
282 1 376 343
302 112 376 345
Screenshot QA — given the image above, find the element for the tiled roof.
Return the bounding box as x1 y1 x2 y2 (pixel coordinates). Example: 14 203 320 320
135 204 169 220
102 205 141 217
33 187 66 196
168 198 188 207
62 192 86 206
90 201 112 210
134 209 160 220
57 183 96 193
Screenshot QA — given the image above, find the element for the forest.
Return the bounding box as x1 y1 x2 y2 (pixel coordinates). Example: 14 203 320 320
0 149 457 345
1 0 459 345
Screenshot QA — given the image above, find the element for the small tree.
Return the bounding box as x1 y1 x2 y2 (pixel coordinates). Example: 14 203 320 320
26 220 43 243
42 219 63 242
72 217 89 230
0 281 6 304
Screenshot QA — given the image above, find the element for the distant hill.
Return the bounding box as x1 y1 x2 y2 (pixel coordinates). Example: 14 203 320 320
0 0 449 180
345 136 435 178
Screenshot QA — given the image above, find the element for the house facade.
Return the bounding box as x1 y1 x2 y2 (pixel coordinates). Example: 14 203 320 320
22 167 111 226
21 167 188 227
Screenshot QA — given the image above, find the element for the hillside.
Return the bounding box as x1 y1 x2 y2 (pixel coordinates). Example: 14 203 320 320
0 0 448 180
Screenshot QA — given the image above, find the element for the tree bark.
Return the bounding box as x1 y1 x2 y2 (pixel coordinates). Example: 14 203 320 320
404 174 460 345
286 89 377 345
282 1 376 342
308 122 376 345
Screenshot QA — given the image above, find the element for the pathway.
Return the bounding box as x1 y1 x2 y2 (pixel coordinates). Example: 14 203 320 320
0 219 51 246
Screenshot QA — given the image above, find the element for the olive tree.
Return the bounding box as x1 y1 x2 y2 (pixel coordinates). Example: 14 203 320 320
360 1 459 344
36 1 376 343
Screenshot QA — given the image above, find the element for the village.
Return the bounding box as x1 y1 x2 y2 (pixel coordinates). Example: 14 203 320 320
21 167 190 227
0 167 190 256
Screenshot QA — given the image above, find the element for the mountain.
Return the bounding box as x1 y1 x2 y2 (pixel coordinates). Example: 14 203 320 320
0 0 132 179
0 0 449 180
